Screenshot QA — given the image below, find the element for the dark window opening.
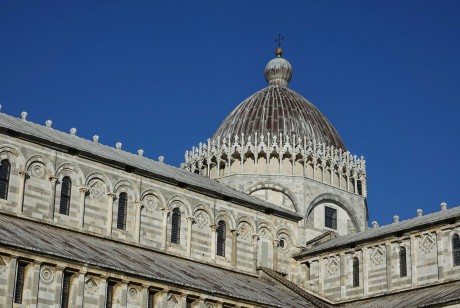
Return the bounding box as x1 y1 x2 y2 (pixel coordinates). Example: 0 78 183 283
453 234 460 266
0 159 10 200
14 261 27 304
325 206 337 230
399 247 407 277
353 258 359 287
61 271 73 308
59 176 72 215
105 280 116 308
117 192 127 229
147 289 157 308
279 239 285 248
357 180 363 195
217 220 226 257
171 208 181 244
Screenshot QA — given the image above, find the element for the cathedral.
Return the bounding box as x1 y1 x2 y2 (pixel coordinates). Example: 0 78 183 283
0 47 459 308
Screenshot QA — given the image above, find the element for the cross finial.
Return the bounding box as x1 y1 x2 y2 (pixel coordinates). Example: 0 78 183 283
275 33 284 48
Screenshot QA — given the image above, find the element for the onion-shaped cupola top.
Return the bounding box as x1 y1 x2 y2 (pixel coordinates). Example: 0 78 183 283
265 48 292 86
212 48 347 150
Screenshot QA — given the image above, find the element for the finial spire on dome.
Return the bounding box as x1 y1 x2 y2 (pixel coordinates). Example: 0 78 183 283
265 34 292 86
275 34 284 58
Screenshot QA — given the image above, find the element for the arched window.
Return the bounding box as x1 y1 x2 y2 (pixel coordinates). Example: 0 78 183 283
171 208 181 244
59 177 72 215
217 220 226 257
357 180 363 195
0 159 11 200
399 247 407 277
353 257 359 287
453 234 460 266
117 192 127 230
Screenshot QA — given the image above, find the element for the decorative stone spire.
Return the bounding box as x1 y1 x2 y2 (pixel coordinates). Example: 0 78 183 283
264 49 292 87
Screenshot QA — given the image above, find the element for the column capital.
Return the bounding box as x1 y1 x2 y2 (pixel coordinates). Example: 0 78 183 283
79 186 89 193
231 229 238 235
134 200 143 208
161 207 170 215
186 216 195 222
272 239 280 246
19 170 28 177
252 234 260 241
49 175 58 182
107 192 116 198
210 224 218 232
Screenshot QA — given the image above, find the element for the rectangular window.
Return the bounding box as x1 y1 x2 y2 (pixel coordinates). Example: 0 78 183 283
147 289 156 308
61 271 73 308
14 262 27 304
106 280 116 308
325 206 337 229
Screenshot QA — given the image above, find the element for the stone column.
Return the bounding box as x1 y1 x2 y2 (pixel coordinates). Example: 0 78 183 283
106 193 116 236
252 234 259 273
140 286 149 307
24 261 41 306
339 253 346 300
158 290 169 308
354 175 358 194
318 258 323 294
231 229 238 268
330 168 334 186
410 234 417 286
385 242 392 292
51 266 65 306
75 271 86 307
48 176 58 220
78 186 89 228
5 256 18 308
98 276 107 308
134 201 143 243
210 224 218 261
186 217 194 257
18 170 28 214
161 208 170 250
272 239 279 272
181 294 188 308
436 230 444 281
119 281 128 307
362 248 368 296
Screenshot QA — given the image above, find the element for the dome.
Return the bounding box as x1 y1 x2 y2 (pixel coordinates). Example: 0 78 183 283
212 51 346 150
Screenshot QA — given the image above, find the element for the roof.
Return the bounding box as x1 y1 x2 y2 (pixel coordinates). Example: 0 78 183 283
342 280 460 308
0 213 320 308
212 55 346 150
295 206 460 259
0 112 302 221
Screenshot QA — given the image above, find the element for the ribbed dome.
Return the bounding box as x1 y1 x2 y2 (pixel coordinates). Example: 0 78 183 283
212 52 346 150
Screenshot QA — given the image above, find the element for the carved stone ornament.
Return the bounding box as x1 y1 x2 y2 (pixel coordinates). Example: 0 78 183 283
195 211 208 228
204 303 215 308
370 246 385 265
420 234 435 253
40 266 56 284
143 195 158 210
259 227 270 239
127 287 140 304
167 294 180 308
84 277 99 294
89 180 105 199
31 163 44 178
239 223 250 240
326 257 339 275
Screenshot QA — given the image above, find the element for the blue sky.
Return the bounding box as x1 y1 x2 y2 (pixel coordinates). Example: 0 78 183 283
1 1 459 227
